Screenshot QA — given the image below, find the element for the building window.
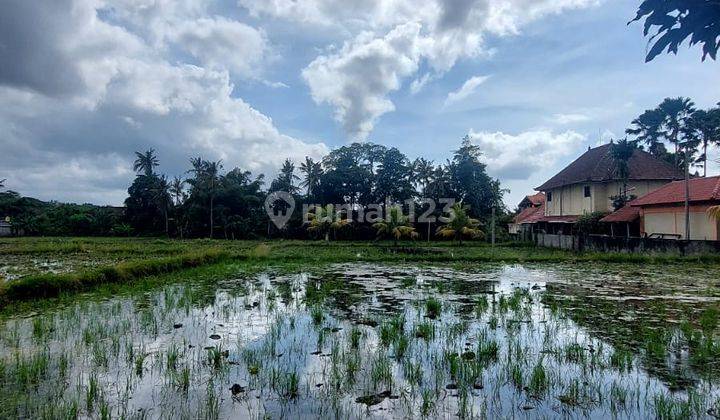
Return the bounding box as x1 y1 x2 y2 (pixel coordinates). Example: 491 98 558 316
584 185 591 198
547 192 552 202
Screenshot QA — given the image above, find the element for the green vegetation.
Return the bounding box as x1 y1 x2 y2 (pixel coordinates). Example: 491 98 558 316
0 256 719 418
4 237 720 305
2 138 506 241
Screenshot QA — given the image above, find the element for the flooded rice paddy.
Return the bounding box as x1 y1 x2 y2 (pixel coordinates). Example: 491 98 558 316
1 263 719 419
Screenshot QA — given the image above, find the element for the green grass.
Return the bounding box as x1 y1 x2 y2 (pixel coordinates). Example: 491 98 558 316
0 249 231 304
3 237 720 305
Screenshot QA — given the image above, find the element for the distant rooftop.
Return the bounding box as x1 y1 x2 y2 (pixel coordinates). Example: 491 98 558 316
631 176 720 206
518 192 545 208
536 143 682 191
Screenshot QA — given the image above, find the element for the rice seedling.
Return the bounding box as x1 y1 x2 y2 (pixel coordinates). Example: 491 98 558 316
310 306 324 326
425 298 442 320
414 322 434 341
349 327 362 349
528 361 548 397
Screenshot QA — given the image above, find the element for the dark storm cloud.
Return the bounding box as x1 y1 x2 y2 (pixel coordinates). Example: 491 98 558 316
0 0 86 96
437 0 478 31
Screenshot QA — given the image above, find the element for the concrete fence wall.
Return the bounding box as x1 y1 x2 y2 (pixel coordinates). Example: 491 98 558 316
536 233 720 255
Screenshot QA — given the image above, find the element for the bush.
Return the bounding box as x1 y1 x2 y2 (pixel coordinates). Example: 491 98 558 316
575 211 609 235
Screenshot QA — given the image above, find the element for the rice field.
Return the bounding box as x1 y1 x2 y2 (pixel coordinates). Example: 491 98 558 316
1 261 718 419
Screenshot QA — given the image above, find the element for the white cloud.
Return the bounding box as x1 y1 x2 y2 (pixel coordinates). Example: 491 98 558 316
553 113 591 124
169 17 271 79
303 23 425 140
0 0 328 204
410 73 434 94
294 0 601 138
467 129 586 180
444 75 490 106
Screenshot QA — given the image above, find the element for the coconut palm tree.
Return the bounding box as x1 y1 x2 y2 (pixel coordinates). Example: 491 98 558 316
306 204 351 242
658 97 696 170
626 109 666 157
169 176 185 206
610 138 638 209
0 179 5 190
151 175 172 236
205 160 222 239
373 206 418 245
299 157 323 198
188 158 223 238
133 149 159 176
436 203 483 245
412 158 435 195
688 108 720 177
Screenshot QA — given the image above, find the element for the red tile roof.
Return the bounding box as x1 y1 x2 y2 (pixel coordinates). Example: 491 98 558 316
600 204 640 223
525 193 545 206
631 176 720 206
513 203 545 224
536 144 682 191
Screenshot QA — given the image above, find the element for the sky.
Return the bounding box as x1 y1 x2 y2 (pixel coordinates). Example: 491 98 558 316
1 0 719 208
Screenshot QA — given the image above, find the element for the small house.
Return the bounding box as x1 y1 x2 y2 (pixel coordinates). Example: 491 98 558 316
535 143 682 234
630 176 720 240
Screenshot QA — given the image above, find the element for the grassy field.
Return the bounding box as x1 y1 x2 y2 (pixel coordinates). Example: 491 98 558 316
3 236 720 305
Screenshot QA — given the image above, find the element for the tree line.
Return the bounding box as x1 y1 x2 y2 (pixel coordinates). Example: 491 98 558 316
626 97 720 176
1 138 508 241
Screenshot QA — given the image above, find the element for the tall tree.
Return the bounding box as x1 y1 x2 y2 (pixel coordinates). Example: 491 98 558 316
152 175 172 236
687 108 720 176
412 158 435 197
133 149 159 176
374 148 414 203
610 138 639 210
299 157 323 199
270 159 300 194
630 0 720 62
658 97 697 170
169 176 185 206
448 136 502 219
626 108 667 157
188 158 223 238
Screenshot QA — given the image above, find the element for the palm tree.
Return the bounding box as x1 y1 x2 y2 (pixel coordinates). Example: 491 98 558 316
151 175 172 236
610 138 638 209
205 160 222 239
188 158 223 238
658 97 696 170
306 204 351 242
412 158 436 242
169 176 185 206
436 203 483 245
412 158 435 195
373 206 418 245
299 157 323 198
0 179 5 190
626 109 665 156
688 108 720 177
133 149 159 176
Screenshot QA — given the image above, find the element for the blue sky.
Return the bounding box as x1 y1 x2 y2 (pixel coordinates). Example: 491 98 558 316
1 0 718 207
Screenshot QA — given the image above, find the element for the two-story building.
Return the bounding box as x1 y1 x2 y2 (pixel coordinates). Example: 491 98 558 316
535 143 682 234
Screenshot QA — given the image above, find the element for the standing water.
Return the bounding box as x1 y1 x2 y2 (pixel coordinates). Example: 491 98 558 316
0 263 718 418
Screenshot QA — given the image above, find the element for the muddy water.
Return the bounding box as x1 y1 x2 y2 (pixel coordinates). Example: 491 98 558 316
0 263 718 418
